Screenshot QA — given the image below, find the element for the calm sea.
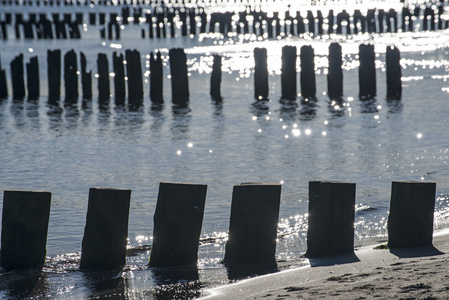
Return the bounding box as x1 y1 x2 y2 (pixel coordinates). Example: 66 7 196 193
1 2 449 298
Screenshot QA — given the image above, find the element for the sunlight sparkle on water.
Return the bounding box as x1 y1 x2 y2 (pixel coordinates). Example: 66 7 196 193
177 150 182 155
417 133 423 139
188 142 194 148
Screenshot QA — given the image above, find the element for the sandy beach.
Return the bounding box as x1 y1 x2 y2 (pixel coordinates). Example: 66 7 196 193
201 230 449 299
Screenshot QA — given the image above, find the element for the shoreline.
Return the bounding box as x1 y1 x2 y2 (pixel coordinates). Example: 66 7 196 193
201 229 449 299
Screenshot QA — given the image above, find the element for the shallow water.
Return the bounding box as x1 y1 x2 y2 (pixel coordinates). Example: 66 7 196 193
1 5 449 298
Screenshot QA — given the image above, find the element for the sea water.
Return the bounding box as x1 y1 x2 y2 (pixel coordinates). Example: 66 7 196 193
1 3 449 298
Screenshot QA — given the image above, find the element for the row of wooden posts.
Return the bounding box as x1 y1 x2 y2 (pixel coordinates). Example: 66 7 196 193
1 3 448 41
0 43 402 109
0 180 436 271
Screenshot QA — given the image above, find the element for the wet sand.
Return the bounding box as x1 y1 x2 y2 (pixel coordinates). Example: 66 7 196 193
201 230 449 299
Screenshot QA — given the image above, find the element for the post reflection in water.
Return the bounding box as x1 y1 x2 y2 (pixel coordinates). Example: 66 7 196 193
171 104 191 141
10 99 26 128
0 269 48 299
225 260 278 281
327 97 346 118
386 98 403 114
64 101 80 130
279 98 299 123
299 97 318 121
359 97 379 114
151 267 202 300
150 103 165 134
81 269 127 299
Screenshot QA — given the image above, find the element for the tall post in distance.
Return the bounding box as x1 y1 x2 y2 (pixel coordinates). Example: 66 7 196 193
254 47 268 100
358 44 376 99
169 48 190 105
386 46 402 100
327 42 343 99
281 45 297 100
210 54 222 101
300 45 316 99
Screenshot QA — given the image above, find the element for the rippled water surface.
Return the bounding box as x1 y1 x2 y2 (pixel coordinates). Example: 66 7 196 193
1 6 449 297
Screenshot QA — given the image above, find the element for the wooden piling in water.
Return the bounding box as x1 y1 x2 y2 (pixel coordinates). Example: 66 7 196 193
281 45 296 100
0 190 51 270
358 44 376 99
223 183 281 265
80 188 131 270
210 54 222 101
113 52 126 105
387 181 436 249
327 42 343 99
386 46 402 100
300 45 316 99
149 51 163 103
169 48 190 105
0 55 8 99
47 49 61 101
97 52 109 102
10 53 25 100
26 56 39 100
80 52 92 100
254 47 268 100
125 49 143 108
64 49 78 102
305 181 356 258
149 182 207 268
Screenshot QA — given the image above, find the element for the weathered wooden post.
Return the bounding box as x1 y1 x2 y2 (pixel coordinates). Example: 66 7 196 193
80 188 131 270
358 44 376 99
125 49 143 108
0 191 51 270
149 51 163 103
10 54 26 100
210 54 222 101
169 48 189 105
327 42 343 99
224 183 281 265
280 45 296 100
386 46 402 100
26 56 39 100
113 52 125 105
47 49 61 101
300 45 316 99
80 52 92 100
97 53 110 102
305 181 356 258
0 55 8 99
149 182 207 268
64 49 78 102
388 181 436 249
254 47 268 100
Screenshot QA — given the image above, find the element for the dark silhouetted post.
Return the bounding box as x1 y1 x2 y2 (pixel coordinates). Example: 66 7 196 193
26 56 39 100
327 42 343 99
97 53 109 102
125 49 143 108
149 182 207 267
305 181 356 258
113 52 125 105
10 53 25 100
169 48 189 105
0 56 7 99
388 181 436 249
281 45 296 100
47 49 61 101
80 188 131 270
300 45 316 99
210 54 222 101
254 47 268 100
64 49 78 102
224 183 281 264
0 191 51 270
358 44 376 99
386 46 402 100
80 52 92 100
149 51 163 103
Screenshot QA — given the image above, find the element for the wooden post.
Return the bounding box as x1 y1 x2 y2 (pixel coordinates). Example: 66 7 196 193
97 52 110 102
10 53 25 100
0 191 51 270
386 46 402 100
300 45 316 99
26 56 39 100
80 52 92 100
224 183 281 265
169 48 189 105
64 49 78 102
210 54 222 101
388 181 436 249
281 45 296 100
305 181 356 258
0 55 8 99
47 49 61 101
149 182 207 268
125 49 143 108
358 44 376 99
150 51 163 103
80 188 131 270
112 52 125 105
254 47 268 100
327 42 343 99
